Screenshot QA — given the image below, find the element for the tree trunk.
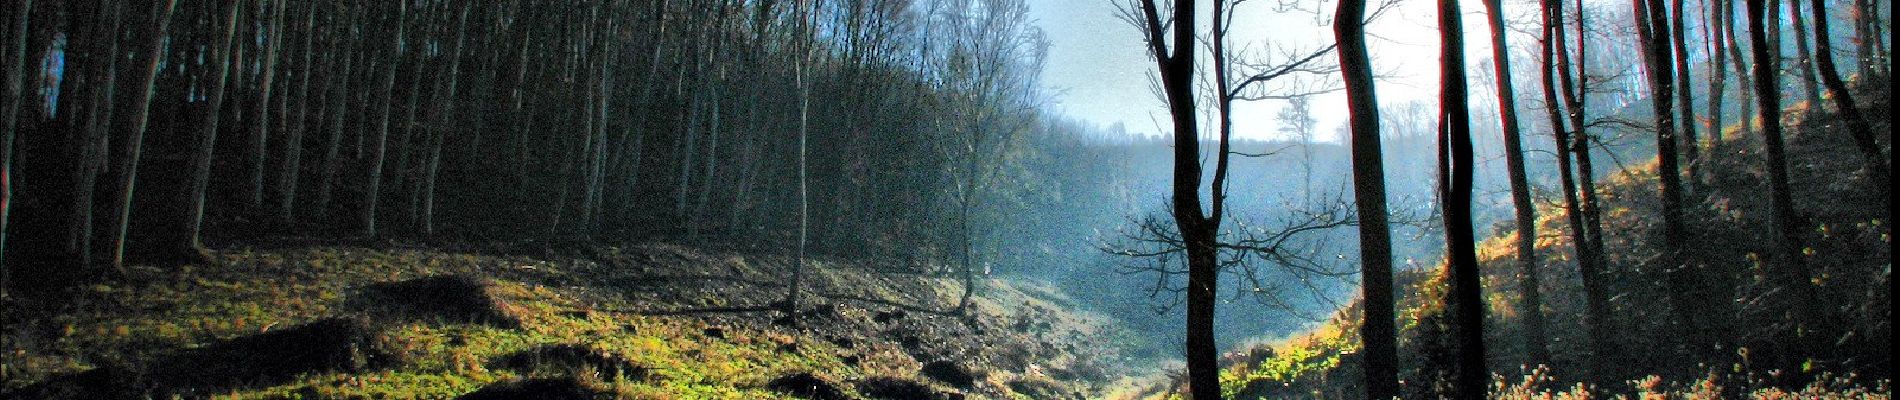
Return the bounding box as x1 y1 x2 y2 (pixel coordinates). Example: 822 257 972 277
1437 0 1488 394
423 4 469 236
1 0 36 293
1539 0 1612 382
1807 0 1891 215
174 0 244 263
248 0 284 209
315 4 356 220
1481 0 1549 368
1785 0 1821 106
1746 0 1817 380
68 0 124 270
361 1 406 238
1724 0 1754 138
1336 0 1398 396
1672 0 1701 191
108 0 180 271
277 1 316 222
1702 0 1728 169
1636 0 1700 360
784 0 813 320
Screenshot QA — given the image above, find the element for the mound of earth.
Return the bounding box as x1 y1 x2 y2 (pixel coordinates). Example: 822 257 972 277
19 317 386 397
921 360 980 388
350 275 524 328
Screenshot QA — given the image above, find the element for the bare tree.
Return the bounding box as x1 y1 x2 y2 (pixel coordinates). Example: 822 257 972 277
1435 0 1488 394
1481 0 1550 367
361 0 407 238
108 0 181 271
1 0 35 293
172 0 244 263
1333 0 1397 394
1805 0 1890 215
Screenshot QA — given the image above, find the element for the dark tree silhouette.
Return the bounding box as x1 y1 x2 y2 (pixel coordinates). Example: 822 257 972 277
1481 0 1549 367
108 0 181 271
172 0 244 264
1130 0 1224 397
1334 0 1397 396
1805 0 1891 215
1537 0 1612 382
1436 0 1487 394
0 0 33 295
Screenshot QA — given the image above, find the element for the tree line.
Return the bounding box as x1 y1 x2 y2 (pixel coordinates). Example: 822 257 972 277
0 0 1048 307
1128 0 1887 396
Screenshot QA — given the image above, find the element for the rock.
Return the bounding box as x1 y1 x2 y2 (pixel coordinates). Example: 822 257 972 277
766 372 851 400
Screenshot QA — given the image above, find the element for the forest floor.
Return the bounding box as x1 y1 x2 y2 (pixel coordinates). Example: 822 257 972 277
0 239 1152 399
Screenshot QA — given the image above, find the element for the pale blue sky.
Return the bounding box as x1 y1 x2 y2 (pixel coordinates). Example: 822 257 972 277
1023 0 1526 142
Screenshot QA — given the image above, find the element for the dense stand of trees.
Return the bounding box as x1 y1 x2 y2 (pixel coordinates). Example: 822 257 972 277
0 0 1889 397
1236 0 1888 394
0 0 1048 303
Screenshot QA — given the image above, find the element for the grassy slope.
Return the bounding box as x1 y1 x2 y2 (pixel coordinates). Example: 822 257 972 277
1192 83 1893 399
2 241 1138 399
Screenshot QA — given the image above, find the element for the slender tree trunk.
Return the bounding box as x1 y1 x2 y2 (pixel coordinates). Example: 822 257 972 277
1 0 36 293
1437 0 1488 394
1481 0 1549 368
1636 0 1701 360
1785 0 1821 106
423 4 469 236
248 0 284 209
1747 0 1818 380
362 1 406 238
1558 0 1609 288
1724 0 1754 138
174 0 244 263
394 58 424 226
278 2 316 222
1336 0 1397 396
784 1 813 319
1851 0 1876 75
1765 0 1782 109
1807 0 1891 215
1131 0 1220 396
1672 0 1701 192
109 0 180 271
316 4 356 220
1539 0 1611 382
1703 0 1728 159
69 1 123 270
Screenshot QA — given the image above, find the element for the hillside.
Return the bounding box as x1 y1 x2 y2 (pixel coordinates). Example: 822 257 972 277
0 240 1143 399
1194 81 1893 398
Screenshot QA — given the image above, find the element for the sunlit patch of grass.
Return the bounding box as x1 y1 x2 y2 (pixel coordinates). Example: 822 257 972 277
5 246 867 398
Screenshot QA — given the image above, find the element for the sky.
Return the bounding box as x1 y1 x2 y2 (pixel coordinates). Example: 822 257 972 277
1023 0 1537 142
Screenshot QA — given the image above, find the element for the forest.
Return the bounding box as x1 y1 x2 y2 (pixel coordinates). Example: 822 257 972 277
0 0 1889 398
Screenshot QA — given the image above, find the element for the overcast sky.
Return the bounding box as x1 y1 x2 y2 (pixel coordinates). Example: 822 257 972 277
1024 0 1538 142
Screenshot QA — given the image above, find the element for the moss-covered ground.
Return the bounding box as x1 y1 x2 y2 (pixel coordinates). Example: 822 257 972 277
3 241 1136 399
